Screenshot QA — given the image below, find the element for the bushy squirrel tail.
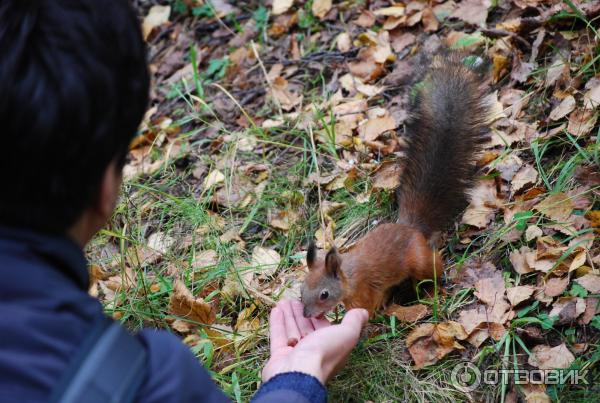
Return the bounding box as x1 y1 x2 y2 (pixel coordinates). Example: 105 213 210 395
396 53 491 238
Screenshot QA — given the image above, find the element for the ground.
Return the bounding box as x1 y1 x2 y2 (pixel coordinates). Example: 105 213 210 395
88 1 599 401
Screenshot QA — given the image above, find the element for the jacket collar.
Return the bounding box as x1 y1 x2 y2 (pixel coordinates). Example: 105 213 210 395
0 226 89 290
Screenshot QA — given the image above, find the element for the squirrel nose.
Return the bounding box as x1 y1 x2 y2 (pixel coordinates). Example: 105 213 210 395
302 306 311 318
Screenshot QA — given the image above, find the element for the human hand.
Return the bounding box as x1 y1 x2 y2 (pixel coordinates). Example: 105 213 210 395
261 299 368 384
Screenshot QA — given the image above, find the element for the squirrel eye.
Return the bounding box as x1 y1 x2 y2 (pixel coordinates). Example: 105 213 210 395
320 290 329 300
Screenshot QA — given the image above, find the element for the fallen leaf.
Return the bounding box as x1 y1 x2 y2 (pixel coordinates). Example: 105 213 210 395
568 251 587 272
544 275 569 297
373 6 406 17
474 274 506 305
534 192 573 222
149 232 173 254
371 161 402 190
406 321 467 369
576 274 600 293
548 297 586 325
358 115 397 142
337 32 351 52
549 96 576 121
506 286 535 306
143 5 171 40
311 0 332 19
170 280 216 325
270 76 303 111
567 108 597 137
510 246 536 274
386 304 429 322
525 225 543 242
272 0 293 15
450 259 498 288
421 8 439 32
268 208 300 231
251 246 281 277
528 343 575 370
390 32 416 52
451 0 490 26
354 10 376 27
462 180 502 228
580 297 600 324
583 83 600 110
512 164 538 193
203 169 226 189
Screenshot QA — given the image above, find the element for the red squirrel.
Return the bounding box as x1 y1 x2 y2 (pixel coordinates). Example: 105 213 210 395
301 53 490 318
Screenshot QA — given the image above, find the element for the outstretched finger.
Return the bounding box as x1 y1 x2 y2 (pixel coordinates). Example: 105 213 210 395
291 300 315 337
279 299 301 346
310 316 330 330
269 307 288 353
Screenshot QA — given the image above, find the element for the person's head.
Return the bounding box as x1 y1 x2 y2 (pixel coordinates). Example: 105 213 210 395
0 0 149 244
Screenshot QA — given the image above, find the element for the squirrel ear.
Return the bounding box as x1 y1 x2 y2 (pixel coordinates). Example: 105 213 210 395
306 241 317 269
325 248 342 278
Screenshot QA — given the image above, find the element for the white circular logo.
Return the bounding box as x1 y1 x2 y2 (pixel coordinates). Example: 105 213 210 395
451 362 481 392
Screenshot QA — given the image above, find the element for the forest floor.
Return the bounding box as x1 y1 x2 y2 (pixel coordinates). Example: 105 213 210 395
88 0 600 401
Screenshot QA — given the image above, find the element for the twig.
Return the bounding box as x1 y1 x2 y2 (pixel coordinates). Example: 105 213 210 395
481 28 531 49
251 40 283 117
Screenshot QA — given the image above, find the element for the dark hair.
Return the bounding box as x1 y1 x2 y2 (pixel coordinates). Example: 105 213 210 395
0 0 149 233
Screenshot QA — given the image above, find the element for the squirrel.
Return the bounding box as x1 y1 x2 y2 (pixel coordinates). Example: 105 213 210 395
301 53 490 318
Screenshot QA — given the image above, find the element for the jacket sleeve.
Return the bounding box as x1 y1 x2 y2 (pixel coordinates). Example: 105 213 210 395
251 372 327 403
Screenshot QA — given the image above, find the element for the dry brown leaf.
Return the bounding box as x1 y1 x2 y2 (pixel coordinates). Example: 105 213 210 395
337 32 351 52
544 275 569 297
451 0 490 26
271 76 303 111
512 164 538 193
462 180 502 228
192 250 218 270
170 280 216 325
568 251 587 272
272 0 293 15
406 321 467 369
354 10 376 27
580 297 600 324
528 343 575 369
474 274 506 305
268 209 300 232
576 274 600 293
311 0 332 19
251 246 281 277
549 95 576 121
525 225 543 242
567 108 597 137
506 285 535 306
583 83 600 110
203 169 226 189
510 246 536 274
534 192 574 222
548 297 586 324
358 115 397 142
421 8 439 32
386 304 429 322
143 5 171 40
373 6 406 17
390 32 416 52
545 59 568 88
371 161 402 190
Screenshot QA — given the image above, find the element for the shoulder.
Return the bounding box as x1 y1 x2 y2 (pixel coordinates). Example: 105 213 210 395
135 329 229 403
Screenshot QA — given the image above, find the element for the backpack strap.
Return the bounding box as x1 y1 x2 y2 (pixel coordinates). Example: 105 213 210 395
49 316 148 403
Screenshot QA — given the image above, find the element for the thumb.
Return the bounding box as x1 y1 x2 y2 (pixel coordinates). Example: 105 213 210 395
340 308 369 333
